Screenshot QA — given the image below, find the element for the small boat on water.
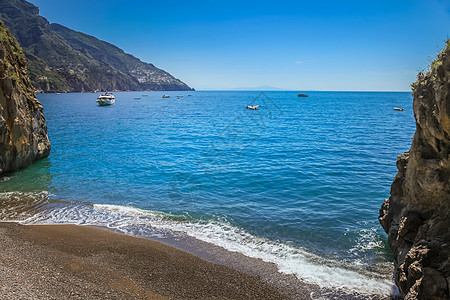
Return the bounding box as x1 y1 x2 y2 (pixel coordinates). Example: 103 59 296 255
134 97 141 100
96 92 115 106
297 93 308 97
177 95 184 98
394 107 405 111
162 95 170 98
246 105 259 110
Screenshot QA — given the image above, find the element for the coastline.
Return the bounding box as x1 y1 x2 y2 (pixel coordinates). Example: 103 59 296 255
0 222 392 299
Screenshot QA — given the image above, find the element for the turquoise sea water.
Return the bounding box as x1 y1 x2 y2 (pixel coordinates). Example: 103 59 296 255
0 91 415 296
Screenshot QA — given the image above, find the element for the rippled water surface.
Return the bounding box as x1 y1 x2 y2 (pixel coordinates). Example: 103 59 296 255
0 91 415 295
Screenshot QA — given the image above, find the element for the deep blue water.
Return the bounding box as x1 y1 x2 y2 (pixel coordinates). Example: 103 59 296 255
0 91 415 295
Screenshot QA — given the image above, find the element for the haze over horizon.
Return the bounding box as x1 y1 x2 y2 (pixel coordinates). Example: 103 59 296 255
28 0 450 91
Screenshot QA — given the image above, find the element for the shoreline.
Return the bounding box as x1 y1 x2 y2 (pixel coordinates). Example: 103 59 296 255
0 221 394 299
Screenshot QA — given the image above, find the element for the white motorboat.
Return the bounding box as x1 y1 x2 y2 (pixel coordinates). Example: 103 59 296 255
246 105 259 110
96 92 115 106
393 107 404 111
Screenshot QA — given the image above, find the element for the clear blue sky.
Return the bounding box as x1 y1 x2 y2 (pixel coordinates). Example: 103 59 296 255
29 0 450 91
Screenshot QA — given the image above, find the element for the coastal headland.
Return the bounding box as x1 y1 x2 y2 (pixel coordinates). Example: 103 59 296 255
0 0 193 93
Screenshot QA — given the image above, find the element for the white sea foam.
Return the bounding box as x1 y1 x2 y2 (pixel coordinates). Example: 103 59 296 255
91 204 393 296
18 201 393 296
0 191 50 221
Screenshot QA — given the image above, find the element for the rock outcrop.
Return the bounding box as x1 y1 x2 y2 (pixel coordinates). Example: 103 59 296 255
379 41 450 299
0 19 50 174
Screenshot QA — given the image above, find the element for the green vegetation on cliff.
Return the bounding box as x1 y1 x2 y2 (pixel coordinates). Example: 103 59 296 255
412 40 450 92
0 0 193 92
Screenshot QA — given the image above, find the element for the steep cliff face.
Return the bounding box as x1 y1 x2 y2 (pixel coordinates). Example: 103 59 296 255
379 42 450 299
0 20 50 173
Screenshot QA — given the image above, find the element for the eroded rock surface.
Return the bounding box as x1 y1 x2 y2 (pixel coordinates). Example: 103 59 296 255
0 20 50 173
379 42 450 299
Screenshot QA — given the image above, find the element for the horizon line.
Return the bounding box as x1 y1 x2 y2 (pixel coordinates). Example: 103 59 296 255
195 89 411 92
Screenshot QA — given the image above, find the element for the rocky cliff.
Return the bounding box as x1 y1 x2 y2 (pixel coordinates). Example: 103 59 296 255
379 41 450 299
0 19 50 173
0 0 193 92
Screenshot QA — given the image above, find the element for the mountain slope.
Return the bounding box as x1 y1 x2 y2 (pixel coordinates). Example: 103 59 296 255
0 0 193 92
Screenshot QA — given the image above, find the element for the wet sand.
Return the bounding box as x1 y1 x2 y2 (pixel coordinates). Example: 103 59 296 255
0 222 294 299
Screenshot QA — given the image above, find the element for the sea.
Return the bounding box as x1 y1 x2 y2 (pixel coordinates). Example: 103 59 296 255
0 91 415 298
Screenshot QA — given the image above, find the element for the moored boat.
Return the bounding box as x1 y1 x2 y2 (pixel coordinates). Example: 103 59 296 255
246 105 259 110
394 107 405 111
162 95 170 98
96 92 115 106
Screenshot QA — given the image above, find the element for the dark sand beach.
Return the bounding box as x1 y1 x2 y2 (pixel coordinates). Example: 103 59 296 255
0 222 296 299
0 222 393 300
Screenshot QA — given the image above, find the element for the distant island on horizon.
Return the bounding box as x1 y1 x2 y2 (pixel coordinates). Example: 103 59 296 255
230 85 282 91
